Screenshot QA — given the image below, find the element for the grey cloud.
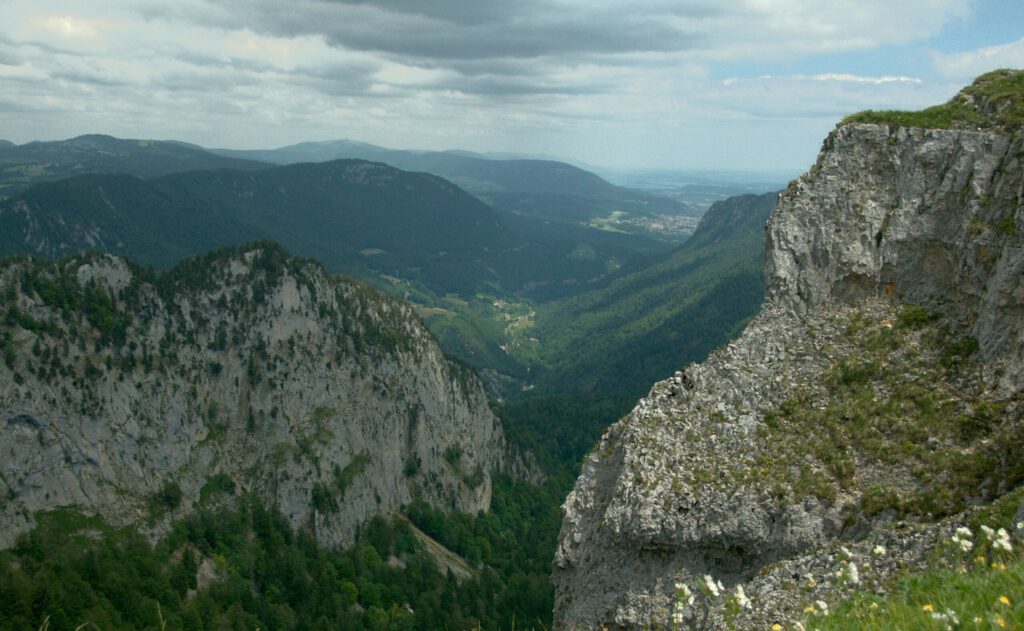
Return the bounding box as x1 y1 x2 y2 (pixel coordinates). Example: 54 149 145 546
289 71 381 98
320 0 549 27
50 69 134 88
204 0 705 60
169 49 280 74
130 0 709 101
0 49 20 65
153 69 264 92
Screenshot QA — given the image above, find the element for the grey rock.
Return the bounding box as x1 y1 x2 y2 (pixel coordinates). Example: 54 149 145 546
553 122 1024 629
0 247 519 549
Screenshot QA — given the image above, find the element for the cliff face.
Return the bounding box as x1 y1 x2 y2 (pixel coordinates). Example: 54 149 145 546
553 99 1024 626
768 123 1023 375
0 244 510 549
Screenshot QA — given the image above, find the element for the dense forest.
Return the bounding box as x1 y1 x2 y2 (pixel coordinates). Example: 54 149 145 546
0 396 625 630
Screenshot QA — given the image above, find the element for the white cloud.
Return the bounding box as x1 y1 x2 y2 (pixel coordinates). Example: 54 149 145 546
787 73 922 84
38 14 101 39
711 74 944 121
931 37 1024 81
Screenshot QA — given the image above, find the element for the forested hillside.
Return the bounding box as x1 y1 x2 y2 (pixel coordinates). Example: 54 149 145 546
0 135 270 196
214 140 693 237
527 192 776 397
0 159 665 300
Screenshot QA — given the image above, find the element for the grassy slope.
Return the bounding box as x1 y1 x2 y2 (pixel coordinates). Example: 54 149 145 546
840 69 1024 132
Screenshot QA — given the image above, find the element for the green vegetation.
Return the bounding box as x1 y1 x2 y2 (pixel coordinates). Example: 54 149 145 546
198 474 236 505
0 481 568 631
840 69 1024 132
755 307 1021 517
312 453 370 514
214 139 689 233
0 158 673 304
148 481 183 520
527 192 773 397
805 521 1022 630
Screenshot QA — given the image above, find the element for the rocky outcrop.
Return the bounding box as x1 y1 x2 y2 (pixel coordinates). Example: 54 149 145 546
553 76 1024 629
0 243 512 549
768 123 1024 377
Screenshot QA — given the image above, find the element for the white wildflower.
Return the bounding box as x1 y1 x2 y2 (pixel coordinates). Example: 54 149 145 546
839 546 853 560
734 584 751 609
675 583 694 606
930 608 960 631
672 609 684 626
703 574 722 598
952 528 974 552
1016 522 1022 531
981 525 995 539
872 545 886 556
847 561 860 585
993 528 1013 552
804 573 817 588
836 561 860 585
815 600 829 615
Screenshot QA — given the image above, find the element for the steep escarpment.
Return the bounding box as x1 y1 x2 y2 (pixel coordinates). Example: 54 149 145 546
0 242 510 550
553 71 1024 629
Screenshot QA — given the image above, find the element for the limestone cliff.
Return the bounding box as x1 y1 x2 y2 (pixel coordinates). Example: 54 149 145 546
0 243 511 550
553 71 1024 629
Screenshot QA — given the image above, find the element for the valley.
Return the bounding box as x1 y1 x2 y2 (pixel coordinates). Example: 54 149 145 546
1 68 1022 631
0 134 775 629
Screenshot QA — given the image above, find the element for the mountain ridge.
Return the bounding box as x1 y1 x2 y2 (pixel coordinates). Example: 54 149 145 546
0 134 271 197
0 158 650 299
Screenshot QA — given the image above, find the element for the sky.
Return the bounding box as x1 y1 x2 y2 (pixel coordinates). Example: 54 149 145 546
0 0 1022 173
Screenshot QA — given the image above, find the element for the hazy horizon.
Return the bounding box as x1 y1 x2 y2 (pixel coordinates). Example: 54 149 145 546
1 0 1022 172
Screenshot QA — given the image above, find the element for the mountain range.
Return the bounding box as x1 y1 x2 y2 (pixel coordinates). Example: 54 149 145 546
0 134 268 197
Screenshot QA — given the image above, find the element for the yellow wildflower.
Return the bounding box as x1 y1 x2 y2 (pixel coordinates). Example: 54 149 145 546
869 602 879 610
804 605 815 614
922 604 934 612
997 614 1006 628
999 595 1011 606
771 625 783 630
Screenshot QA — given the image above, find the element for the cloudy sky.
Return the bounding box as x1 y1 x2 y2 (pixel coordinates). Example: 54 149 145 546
0 0 1021 172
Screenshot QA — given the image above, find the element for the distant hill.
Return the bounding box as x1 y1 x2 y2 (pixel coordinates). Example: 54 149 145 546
214 140 691 232
0 159 659 300
0 140 13 148
0 134 271 197
215 139 614 195
526 191 778 397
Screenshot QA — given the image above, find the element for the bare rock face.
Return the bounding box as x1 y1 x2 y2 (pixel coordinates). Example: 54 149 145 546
0 244 511 549
553 117 1023 629
767 124 1024 376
